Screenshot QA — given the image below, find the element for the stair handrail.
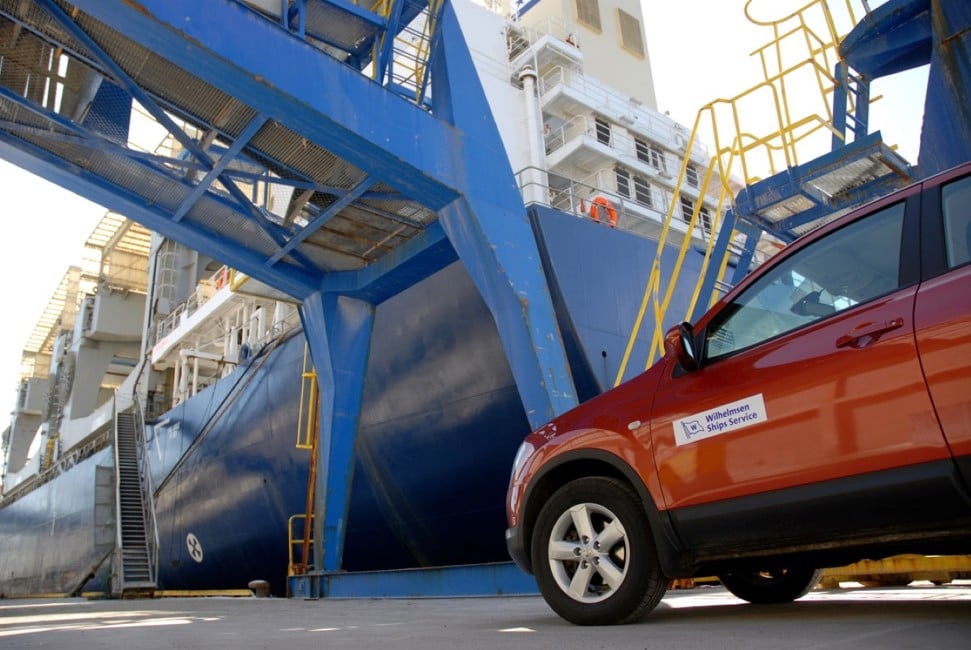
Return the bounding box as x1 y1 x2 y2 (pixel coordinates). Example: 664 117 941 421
132 398 160 587
129 357 161 589
110 394 125 594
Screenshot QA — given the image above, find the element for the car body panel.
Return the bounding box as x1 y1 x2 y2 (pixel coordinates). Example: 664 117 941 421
914 169 971 483
506 162 971 581
649 286 948 510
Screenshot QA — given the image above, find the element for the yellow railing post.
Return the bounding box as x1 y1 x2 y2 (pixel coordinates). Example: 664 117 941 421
290 344 320 576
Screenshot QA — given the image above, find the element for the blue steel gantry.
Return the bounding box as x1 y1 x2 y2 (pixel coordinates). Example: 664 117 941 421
0 0 576 595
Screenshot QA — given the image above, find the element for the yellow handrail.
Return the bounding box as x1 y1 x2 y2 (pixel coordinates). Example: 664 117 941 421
614 0 872 384
291 344 320 576
295 344 317 449
287 514 313 576
371 0 444 104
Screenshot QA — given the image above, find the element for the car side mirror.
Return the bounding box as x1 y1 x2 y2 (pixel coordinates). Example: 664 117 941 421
791 290 835 317
664 321 699 372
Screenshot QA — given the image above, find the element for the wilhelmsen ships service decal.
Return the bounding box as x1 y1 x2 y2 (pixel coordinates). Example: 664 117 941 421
673 394 767 446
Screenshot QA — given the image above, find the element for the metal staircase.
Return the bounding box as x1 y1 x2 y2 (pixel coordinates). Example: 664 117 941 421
112 408 157 597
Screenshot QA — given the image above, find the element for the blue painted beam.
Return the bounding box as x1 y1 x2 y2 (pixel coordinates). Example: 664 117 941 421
839 0 932 78
288 562 539 599
322 221 457 303
687 208 738 323
267 176 378 267
431 3 577 427
916 0 971 177
730 222 764 285
831 61 850 150
416 0 446 106
374 0 407 86
300 291 375 573
0 132 318 299
172 114 269 223
68 0 462 209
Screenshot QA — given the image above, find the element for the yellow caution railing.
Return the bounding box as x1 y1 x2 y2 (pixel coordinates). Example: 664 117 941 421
295 344 318 450
615 0 872 384
291 344 320 577
371 0 445 104
287 514 314 576
41 435 59 470
673 554 971 591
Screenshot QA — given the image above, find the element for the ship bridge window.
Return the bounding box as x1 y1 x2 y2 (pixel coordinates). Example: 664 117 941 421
618 9 645 58
635 138 651 165
651 145 666 172
680 196 712 232
615 167 631 198
595 117 611 145
636 139 667 172
576 0 602 32
633 176 653 208
686 163 700 188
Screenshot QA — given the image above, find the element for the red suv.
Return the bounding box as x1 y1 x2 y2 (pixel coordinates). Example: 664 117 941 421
505 162 971 625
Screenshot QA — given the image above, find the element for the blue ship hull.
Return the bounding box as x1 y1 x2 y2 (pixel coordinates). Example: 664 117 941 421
0 207 712 596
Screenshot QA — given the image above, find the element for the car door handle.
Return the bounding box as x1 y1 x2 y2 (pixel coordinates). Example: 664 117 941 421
836 317 904 348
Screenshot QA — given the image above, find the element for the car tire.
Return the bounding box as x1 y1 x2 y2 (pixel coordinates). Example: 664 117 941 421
530 476 667 625
718 567 823 604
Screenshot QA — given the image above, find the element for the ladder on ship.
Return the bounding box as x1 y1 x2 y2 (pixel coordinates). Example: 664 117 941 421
113 409 158 597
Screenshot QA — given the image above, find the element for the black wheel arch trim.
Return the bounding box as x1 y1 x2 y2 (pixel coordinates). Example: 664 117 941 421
516 448 690 576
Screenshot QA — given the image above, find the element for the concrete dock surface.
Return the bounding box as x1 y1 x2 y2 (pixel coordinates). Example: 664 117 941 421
1 582 969 649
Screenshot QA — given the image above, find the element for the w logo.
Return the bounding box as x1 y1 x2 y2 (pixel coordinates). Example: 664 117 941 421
681 420 704 438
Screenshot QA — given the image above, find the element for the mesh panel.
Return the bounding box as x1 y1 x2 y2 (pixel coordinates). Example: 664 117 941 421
0 2 440 276
299 0 381 54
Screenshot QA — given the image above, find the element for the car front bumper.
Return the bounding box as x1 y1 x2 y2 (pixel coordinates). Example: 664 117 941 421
505 525 531 574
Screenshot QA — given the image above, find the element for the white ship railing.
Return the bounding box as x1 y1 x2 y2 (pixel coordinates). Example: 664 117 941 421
514 166 704 246
152 265 230 346
544 114 715 198
537 65 709 161
152 265 302 405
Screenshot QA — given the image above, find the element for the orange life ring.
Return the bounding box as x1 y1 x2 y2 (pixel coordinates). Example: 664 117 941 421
589 196 617 227
214 267 229 290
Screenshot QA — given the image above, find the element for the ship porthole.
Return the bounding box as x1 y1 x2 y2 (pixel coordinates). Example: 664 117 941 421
186 532 204 563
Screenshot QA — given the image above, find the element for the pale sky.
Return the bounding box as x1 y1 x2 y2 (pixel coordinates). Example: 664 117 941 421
0 0 930 435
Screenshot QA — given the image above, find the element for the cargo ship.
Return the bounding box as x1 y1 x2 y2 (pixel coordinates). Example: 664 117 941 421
3 0 954 598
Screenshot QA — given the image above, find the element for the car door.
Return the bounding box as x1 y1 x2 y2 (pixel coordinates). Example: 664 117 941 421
914 169 971 488
649 192 958 553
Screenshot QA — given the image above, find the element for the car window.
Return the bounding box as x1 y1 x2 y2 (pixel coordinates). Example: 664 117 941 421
705 202 906 360
942 175 971 269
